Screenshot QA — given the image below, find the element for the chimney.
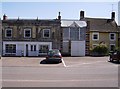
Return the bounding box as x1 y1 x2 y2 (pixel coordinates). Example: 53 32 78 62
111 12 115 20
80 11 84 19
58 12 61 20
3 14 7 20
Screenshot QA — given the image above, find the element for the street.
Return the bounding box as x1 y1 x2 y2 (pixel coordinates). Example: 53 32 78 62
1 57 119 87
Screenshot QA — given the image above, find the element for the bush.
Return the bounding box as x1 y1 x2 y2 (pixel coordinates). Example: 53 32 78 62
91 45 108 56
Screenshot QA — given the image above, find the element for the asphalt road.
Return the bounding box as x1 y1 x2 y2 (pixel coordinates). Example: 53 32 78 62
1 57 119 87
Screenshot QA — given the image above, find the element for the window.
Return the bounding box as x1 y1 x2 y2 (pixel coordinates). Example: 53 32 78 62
92 33 99 40
110 44 115 51
110 33 116 41
39 45 49 53
5 44 16 53
30 45 36 51
43 29 50 38
70 28 79 40
5 29 12 37
24 29 31 38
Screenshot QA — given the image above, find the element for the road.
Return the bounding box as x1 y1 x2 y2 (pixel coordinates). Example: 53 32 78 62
1 57 119 87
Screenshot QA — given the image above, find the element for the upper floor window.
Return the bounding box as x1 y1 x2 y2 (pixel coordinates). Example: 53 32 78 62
92 32 99 41
43 29 50 38
24 29 31 38
110 33 116 41
5 29 12 38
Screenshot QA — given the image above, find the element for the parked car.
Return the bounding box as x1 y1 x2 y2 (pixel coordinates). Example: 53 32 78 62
109 51 120 63
46 49 62 63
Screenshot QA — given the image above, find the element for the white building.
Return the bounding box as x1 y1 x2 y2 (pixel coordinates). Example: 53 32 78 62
118 1 120 25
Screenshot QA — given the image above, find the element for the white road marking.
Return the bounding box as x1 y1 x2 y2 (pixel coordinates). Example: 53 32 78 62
67 61 118 67
2 79 116 82
61 58 67 67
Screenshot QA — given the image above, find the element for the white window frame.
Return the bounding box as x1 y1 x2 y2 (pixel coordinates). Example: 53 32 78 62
43 29 50 38
109 33 116 41
92 32 99 41
5 28 12 38
5 44 16 54
30 45 36 51
24 28 31 38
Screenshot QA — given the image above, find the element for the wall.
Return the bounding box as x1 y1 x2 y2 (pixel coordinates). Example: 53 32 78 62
90 32 118 50
0 19 2 57
119 1 120 25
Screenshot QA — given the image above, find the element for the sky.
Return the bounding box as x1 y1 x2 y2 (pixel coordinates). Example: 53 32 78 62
1 1 119 24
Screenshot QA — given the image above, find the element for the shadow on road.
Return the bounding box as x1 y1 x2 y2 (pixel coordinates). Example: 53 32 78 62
40 59 59 64
108 61 120 64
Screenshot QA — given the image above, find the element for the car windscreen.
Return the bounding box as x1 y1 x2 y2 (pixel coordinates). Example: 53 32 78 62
48 50 59 55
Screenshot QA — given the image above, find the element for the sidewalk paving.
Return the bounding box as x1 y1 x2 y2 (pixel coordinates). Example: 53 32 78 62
2 57 45 67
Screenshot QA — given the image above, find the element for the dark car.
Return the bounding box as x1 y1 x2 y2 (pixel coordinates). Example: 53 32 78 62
46 49 62 63
109 51 120 63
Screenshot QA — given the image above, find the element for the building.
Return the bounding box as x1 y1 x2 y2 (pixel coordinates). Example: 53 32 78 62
118 26 120 47
0 18 2 57
61 20 87 56
2 14 61 56
118 1 120 25
80 11 119 55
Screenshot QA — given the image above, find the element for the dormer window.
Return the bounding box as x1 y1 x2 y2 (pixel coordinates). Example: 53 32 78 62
24 28 31 38
5 29 12 38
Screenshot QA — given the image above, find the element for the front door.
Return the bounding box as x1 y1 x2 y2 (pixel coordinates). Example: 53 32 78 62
26 44 28 56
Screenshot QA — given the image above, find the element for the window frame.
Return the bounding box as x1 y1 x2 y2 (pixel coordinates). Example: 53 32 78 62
24 28 31 38
92 32 99 41
43 29 50 38
30 45 36 51
5 28 12 38
109 33 116 41
5 44 16 54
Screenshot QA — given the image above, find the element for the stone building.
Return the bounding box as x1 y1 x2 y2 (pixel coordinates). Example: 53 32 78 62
80 11 119 55
2 13 61 56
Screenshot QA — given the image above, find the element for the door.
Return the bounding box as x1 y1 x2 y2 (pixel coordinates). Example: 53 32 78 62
71 41 85 56
26 44 28 56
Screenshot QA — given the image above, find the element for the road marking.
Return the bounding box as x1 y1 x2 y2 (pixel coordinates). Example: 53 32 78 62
67 61 113 67
61 58 67 67
3 79 116 82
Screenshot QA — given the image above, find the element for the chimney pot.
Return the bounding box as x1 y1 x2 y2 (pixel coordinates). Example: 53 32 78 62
80 11 85 19
58 12 61 20
111 12 115 20
3 14 7 20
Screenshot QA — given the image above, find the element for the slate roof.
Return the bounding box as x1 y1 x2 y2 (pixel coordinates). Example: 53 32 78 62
61 19 87 27
2 19 60 26
83 17 118 32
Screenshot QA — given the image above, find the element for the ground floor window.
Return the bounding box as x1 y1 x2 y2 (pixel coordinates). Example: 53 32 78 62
39 45 49 53
5 44 16 53
110 44 115 51
30 45 36 51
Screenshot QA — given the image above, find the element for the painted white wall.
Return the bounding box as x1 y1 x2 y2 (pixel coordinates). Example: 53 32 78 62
118 1 120 26
3 41 52 56
71 41 85 56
